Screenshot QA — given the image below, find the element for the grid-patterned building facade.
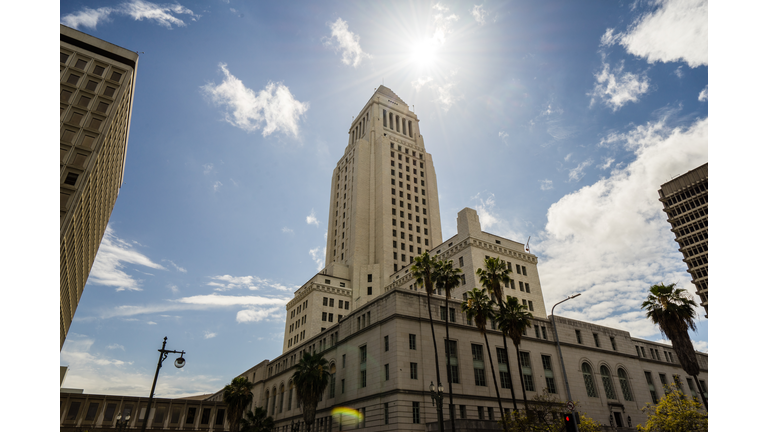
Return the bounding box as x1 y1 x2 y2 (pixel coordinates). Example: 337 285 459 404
658 163 708 317
60 25 139 349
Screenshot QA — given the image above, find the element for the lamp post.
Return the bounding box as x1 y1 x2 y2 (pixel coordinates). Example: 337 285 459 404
550 293 581 432
141 336 186 432
429 381 445 431
115 413 130 431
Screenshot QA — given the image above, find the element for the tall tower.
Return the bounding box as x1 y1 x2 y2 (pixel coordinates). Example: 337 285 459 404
658 163 708 317
324 86 443 307
60 25 139 349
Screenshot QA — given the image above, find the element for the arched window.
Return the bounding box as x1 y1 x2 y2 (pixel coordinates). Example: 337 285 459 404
278 384 285 413
383 109 387 127
618 368 633 401
600 365 617 399
264 390 269 411
329 364 337 398
270 387 277 416
582 363 598 397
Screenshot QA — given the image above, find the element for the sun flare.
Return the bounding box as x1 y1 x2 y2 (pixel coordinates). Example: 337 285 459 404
410 39 439 68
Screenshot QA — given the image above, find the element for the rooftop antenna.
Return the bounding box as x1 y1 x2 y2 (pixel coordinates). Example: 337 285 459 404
525 236 531 253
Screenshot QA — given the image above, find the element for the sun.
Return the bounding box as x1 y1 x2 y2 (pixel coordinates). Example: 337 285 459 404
410 39 439 68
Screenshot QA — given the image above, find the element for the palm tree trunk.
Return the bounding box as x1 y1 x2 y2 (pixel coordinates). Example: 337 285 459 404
501 336 519 412
514 343 529 411
426 294 445 432
482 331 507 431
444 293 456 432
693 375 708 411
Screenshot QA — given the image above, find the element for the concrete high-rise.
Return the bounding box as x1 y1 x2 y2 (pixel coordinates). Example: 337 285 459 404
60 25 139 349
658 163 708 317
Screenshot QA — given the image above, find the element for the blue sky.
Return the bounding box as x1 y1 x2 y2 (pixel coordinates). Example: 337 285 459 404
55 0 711 397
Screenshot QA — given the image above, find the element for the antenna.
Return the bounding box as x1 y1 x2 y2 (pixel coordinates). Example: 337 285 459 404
525 236 531 253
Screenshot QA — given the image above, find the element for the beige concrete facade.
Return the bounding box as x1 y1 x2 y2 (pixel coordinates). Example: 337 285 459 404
60 25 138 349
658 163 708 317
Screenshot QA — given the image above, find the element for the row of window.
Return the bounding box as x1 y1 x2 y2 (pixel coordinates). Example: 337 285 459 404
321 296 350 309
669 207 707 228
661 181 707 207
665 195 708 218
635 345 676 363
383 110 414 138
574 330 618 351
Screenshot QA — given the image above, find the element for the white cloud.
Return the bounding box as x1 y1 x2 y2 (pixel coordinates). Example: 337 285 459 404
323 18 371 67
106 343 125 351
61 0 198 30
498 131 509 145
431 4 459 45
698 85 708 102
564 153 573 162
236 307 282 323
207 275 295 292
673 66 684 78
89 225 166 291
568 159 593 182
306 209 320 227
590 61 651 111
230 178 239 187
203 163 213 174
213 180 223 192
411 76 433 91
175 294 289 307
617 0 708 68
282 227 294 234
599 157 615 170
540 180 553 191
204 331 217 339
692 340 708 352
471 4 488 25
538 117 708 338
168 284 179 294
147 321 157 325
309 247 325 271
163 259 187 273
600 28 621 47
471 193 526 241
201 63 309 137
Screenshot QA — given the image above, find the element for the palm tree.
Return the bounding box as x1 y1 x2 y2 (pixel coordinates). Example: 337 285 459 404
239 406 275 432
434 259 463 431
477 257 519 412
223 377 255 432
461 288 506 430
641 283 707 410
411 252 446 432
496 296 533 412
291 352 331 432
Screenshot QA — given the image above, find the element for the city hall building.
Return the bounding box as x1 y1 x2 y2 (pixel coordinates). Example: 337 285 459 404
60 87 707 431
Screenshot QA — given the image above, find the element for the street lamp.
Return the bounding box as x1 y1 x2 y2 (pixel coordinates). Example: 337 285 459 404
115 413 130 431
141 336 186 432
429 381 445 431
551 293 581 432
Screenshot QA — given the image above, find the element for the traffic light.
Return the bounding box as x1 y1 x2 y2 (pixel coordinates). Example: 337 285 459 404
563 413 578 432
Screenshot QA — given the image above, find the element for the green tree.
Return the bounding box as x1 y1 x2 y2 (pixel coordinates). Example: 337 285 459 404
223 377 255 432
411 252 446 431
636 385 707 431
239 406 275 432
498 393 600 432
461 288 506 431
434 259 463 431
291 352 330 432
477 257 519 412
496 296 533 412
641 283 707 409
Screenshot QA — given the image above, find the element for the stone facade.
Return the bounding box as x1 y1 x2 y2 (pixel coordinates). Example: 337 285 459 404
60 24 139 349
658 163 708 317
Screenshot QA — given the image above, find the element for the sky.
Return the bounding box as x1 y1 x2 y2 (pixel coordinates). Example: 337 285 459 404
50 0 716 398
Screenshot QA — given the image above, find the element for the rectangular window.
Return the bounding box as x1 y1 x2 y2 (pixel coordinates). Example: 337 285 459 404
610 336 617 351
412 402 420 424
686 378 699 401
488 407 494 421
360 346 367 388
576 330 582 344
519 281 524 291
215 408 225 425
541 326 547 340
330 373 336 398
534 325 541 338
341 379 345 394
384 335 389 351
593 333 600 347
440 306 447 320
385 364 390 380
85 402 99 421
659 373 669 393
542 355 556 394
525 283 530 293
329 298 334 307
459 256 464 266
445 339 459 384
641 346 646 357
522 266 527 275
384 403 389 424
472 344 486 386
410 362 418 379
478 406 485 420
322 312 327 321
450 308 456 323
516 264 521 274
645 371 658 404
409 334 417 350
497 348 512 389
323 297 328 306
520 351 534 391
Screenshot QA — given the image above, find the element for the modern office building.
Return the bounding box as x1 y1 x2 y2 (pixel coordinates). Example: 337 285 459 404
60 24 139 349
200 88 707 431
658 163 708 317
